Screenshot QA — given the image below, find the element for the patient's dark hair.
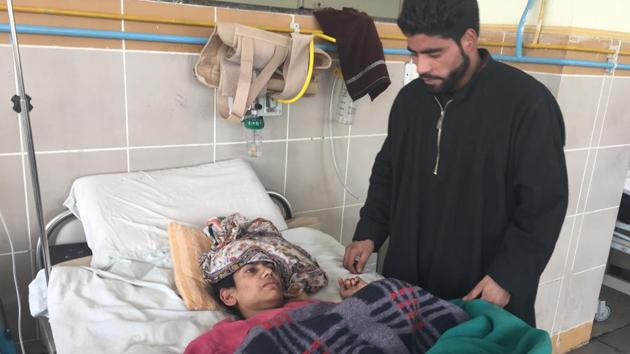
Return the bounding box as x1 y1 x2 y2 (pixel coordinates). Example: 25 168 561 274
208 274 243 319
397 0 479 41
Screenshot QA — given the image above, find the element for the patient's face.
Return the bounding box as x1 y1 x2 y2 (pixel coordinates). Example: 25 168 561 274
220 261 284 319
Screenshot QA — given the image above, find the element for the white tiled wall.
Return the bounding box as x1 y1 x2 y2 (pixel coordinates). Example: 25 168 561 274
1 42 629 346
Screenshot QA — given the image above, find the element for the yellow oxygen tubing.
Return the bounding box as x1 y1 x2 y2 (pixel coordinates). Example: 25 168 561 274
275 38 315 104
275 33 334 104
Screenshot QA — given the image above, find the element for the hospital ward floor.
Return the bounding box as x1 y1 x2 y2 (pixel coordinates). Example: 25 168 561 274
570 286 630 353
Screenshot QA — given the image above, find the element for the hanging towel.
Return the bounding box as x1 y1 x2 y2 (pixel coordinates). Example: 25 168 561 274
314 7 391 101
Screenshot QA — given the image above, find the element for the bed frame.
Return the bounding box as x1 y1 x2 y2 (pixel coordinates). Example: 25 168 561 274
33 191 294 354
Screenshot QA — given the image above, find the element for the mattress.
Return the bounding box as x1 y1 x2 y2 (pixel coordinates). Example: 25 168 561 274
29 227 383 354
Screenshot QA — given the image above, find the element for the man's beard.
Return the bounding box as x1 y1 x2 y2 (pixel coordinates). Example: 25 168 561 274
422 49 470 94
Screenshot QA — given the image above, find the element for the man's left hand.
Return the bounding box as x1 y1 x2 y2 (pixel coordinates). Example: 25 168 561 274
463 275 511 308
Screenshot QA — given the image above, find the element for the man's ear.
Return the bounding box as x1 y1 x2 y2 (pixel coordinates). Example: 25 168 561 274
460 28 478 54
219 287 238 307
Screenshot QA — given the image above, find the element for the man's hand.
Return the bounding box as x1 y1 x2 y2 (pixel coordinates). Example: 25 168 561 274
463 275 511 308
343 240 375 274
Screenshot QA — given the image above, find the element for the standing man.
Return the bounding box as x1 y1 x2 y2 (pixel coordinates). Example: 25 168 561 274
343 0 568 326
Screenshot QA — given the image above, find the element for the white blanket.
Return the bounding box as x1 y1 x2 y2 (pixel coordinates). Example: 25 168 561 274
31 228 383 354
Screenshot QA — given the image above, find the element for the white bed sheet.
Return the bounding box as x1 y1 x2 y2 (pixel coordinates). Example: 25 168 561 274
64 159 288 269
31 227 383 354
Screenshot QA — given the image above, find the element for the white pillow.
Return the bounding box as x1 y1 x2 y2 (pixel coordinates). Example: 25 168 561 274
64 159 288 269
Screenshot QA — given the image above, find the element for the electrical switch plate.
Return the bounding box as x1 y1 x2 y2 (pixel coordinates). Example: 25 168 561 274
404 62 419 86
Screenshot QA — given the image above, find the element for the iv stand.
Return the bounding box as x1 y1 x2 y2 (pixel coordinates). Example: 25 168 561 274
5 0 52 282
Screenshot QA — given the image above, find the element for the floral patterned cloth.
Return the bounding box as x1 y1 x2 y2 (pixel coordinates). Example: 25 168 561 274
199 213 328 297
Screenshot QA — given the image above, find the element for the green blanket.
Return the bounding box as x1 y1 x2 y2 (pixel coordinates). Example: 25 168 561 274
428 300 552 354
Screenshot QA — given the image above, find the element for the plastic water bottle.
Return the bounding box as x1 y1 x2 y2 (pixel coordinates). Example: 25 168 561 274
336 83 356 125
243 116 264 157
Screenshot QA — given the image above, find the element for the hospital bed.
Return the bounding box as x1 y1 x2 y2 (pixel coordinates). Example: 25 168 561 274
28 159 383 354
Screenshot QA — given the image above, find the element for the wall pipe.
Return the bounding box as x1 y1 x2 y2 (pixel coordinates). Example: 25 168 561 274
2 4 630 56
516 0 537 57
1 22 629 71
480 41 619 55
532 0 547 45
0 23 206 45
324 44 630 71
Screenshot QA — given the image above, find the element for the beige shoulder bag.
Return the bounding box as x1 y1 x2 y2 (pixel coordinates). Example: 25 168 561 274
195 22 331 123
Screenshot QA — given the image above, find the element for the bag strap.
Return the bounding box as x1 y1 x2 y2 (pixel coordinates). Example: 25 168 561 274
246 44 288 104
210 23 291 122
274 33 312 100
226 36 254 122
224 37 288 122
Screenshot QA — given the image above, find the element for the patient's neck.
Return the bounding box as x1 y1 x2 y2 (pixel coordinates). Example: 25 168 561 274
240 303 283 320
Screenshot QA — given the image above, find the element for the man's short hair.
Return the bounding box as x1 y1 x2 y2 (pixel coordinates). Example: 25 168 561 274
397 0 480 41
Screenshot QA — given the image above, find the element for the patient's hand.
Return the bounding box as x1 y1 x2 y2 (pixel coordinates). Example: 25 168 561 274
338 276 367 299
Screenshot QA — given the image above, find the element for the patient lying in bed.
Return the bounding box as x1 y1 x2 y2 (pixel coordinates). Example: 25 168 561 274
184 214 469 354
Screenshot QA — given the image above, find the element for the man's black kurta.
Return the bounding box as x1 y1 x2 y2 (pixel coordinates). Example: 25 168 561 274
353 49 568 326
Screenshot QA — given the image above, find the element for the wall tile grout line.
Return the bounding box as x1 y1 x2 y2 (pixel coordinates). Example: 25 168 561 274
571 264 606 277
550 71 609 336
212 7 218 164
0 250 29 257
565 147 591 152
564 205 620 219
5 138 625 158
565 60 620 293
121 0 130 172
212 82 217 163
283 104 290 196
35 147 128 155
539 277 563 287
550 215 576 337
570 72 609 250
338 125 353 243
131 144 213 150
0 133 396 158
570 70 616 273
596 143 630 150
294 206 345 215
294 203 364 215
554 61 618 335
3 39 630 81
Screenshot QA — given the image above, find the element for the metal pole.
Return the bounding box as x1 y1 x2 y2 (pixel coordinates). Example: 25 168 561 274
5 0 52 281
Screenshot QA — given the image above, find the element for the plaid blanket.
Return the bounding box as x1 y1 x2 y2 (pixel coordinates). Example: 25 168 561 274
235 278 469 354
